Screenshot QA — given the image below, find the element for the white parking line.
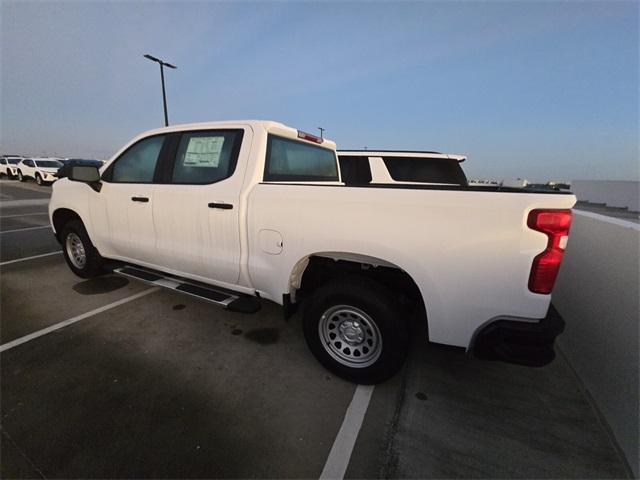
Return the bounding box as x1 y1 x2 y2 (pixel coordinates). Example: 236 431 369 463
0 251 62 266
573 209 640 231
0 212 48 219
0 287 159 353
320 384 375 480
0 225 51 234
0 199 50 208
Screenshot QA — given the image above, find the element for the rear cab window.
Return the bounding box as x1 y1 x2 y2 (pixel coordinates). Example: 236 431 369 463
264 135 339 182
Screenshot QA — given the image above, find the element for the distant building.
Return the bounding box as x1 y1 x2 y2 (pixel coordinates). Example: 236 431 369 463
572 180 639 212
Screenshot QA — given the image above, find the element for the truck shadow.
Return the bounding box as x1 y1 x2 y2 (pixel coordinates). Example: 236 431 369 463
72 276 129 295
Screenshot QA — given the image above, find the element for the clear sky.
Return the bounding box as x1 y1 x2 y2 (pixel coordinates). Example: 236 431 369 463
1 1 638 182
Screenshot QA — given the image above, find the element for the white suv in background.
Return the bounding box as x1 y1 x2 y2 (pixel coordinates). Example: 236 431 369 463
0 156 23 178
17 158 63 185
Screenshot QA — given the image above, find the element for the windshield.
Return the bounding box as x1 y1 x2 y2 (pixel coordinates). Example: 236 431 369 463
35 160 62 168
7 158 21 165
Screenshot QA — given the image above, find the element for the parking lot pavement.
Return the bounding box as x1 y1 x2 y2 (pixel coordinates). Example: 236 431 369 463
2 291 358 478
347 342 631 479
0 180 632 478
0 255 151 343
0 180 58 262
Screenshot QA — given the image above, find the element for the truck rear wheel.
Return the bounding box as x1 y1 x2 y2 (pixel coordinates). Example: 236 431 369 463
303 277 409 384
60 220 106 278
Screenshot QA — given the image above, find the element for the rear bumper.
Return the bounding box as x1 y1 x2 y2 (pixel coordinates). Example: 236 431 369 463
472 305 565 367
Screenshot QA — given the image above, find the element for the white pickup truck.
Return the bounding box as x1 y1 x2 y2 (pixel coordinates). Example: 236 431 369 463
49 120 576 383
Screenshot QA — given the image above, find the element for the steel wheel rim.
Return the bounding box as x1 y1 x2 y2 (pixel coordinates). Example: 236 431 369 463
318 305 382 368
66 233 86 269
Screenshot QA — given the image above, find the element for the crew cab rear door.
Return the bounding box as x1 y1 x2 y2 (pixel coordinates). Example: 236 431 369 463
151 127 251 285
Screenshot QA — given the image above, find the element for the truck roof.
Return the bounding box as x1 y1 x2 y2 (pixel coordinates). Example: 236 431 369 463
137 120 338 150
338 150 467 162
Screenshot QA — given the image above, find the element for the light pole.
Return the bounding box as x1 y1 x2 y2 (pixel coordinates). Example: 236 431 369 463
143 54 177 127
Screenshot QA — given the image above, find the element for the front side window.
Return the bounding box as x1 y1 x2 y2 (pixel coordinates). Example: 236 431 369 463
264 135 338 182
170 130 243 184
108 135 165 183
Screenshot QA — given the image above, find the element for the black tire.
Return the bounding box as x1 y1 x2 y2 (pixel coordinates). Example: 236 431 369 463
60 219 106 278
303 276 409 384
35 173 43 185
17 170 25 182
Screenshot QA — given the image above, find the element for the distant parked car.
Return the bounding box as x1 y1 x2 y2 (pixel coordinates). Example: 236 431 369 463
17 158 63 185
0 156 23 179
57 159 103 179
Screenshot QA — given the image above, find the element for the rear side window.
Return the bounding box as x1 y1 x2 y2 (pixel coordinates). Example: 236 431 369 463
107 135 165 183
338 156 372 185
170 130 243 184
0 159 6 165
264 135 338 182
382 157 468 185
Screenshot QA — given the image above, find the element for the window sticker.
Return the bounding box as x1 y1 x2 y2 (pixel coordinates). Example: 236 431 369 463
183 136 225 168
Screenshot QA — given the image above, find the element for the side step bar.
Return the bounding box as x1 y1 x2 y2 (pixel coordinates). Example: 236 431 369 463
114 266 261 313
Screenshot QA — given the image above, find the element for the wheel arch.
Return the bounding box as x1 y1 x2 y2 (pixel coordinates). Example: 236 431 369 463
288 252 429 336
52 208 83 242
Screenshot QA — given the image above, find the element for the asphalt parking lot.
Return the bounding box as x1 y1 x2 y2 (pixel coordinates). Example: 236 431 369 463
0 179 632 479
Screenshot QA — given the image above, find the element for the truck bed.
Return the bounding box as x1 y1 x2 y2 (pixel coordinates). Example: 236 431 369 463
248 183 576 348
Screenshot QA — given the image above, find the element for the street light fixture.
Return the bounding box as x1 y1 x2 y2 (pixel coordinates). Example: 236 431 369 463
143 54 177 127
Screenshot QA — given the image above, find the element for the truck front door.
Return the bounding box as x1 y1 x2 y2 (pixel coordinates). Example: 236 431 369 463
96 134 166 264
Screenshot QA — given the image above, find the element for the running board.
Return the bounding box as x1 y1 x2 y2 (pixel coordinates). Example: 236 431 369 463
113 266 260 313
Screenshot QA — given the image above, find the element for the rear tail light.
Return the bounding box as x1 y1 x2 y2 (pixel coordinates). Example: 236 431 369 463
297 130 323 144
527 209 572 294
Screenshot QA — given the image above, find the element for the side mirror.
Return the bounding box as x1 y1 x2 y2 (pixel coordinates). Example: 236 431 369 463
69 165 100 183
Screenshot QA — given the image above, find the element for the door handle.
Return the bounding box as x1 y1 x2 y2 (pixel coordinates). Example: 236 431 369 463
131 196 149 203
208 202 233 210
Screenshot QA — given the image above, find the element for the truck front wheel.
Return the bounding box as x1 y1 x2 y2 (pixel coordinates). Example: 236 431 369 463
303 277 409 384
60 220 106 278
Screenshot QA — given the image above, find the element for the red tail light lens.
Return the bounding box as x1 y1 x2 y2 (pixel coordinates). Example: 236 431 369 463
527 209 572 294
